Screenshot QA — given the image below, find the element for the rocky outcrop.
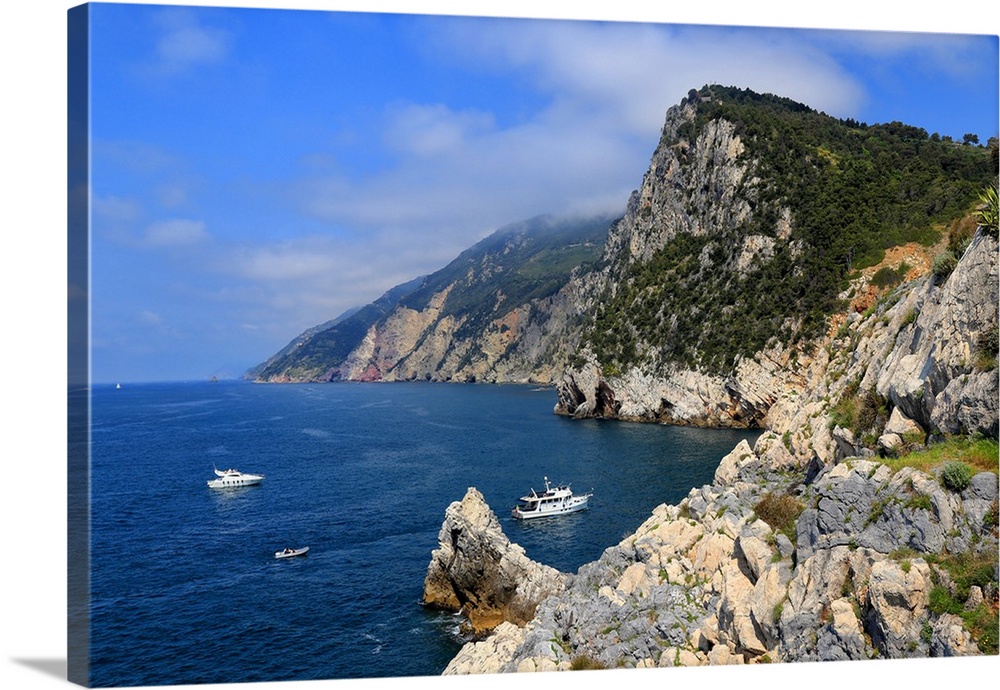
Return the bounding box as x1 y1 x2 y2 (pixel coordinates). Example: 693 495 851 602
555 351 783 427
872 231 999 438
552 87 995 433
422 488 567 637
762 229 999 477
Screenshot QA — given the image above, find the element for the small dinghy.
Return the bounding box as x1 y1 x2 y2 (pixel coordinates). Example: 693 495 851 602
275 546 310 559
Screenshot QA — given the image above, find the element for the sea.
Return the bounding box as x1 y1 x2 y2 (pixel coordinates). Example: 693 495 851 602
86 380 758 687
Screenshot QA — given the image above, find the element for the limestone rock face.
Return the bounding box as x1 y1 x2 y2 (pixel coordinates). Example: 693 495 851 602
422 488 566 636
556 205 997 445
866 559 933 658
873 232 999 438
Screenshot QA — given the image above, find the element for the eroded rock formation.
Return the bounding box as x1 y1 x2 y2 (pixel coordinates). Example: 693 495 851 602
422 488 567 637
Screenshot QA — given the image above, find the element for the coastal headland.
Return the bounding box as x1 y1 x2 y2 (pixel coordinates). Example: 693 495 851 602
424 225 999 670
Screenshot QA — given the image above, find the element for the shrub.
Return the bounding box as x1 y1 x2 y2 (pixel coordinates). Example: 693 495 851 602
871 263 910 288
929 585 962 615
975 325 999 371
867 496 892 526
947 214 979 256
963 603 999 655
753 492 805 539
932 251 958 278
921 622 933 643
985 499 999 532
856 389 889 434
905 493 933 511
940 461 974 492
570 655 606 671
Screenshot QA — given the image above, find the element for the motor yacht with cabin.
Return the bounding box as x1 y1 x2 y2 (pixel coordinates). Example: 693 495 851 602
207 466 265 488
511 477 592 519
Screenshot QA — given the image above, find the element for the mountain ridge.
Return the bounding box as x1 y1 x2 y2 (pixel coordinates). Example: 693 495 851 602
251 212 612 383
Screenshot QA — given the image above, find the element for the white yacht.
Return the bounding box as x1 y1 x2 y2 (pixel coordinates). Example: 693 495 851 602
511 477 592 520
207 466 265 489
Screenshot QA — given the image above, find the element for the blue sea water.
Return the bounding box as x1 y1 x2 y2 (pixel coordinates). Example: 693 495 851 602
88 380 758 687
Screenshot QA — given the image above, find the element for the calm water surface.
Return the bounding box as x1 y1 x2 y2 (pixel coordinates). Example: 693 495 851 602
88 380 758 687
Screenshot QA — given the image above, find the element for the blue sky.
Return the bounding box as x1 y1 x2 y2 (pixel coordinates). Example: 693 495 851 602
82 1 999 383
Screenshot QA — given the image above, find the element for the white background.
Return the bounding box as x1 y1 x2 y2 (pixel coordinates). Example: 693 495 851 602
2 2 998 690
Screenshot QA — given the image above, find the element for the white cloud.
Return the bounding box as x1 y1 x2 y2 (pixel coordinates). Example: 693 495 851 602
383 103 496 157
145 8 232 76
143 219 209 247
823 29 992 78
226 238 344 281
438 20 866 129
292 19 871 267
139 310 163 326
93 195 143 224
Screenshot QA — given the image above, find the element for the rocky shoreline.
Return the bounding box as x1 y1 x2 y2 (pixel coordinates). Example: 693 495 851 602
425 435 996 673
421 228 999 674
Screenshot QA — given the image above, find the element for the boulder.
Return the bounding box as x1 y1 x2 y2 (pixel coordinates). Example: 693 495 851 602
734 519 775 582
884 407 924 438
832 425 857 462
929 613 981 657
748 562 792 651
866 558 932 658
877 432 903 455
816 597 867 661
717 559 768 656
443 622 528 675
714 439 756 486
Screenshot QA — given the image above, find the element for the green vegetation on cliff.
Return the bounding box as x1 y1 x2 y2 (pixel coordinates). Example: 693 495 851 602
586 85 996 376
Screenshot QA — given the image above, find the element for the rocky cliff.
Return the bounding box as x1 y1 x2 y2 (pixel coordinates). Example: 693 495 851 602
553 87 995 428
427 226 999 673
